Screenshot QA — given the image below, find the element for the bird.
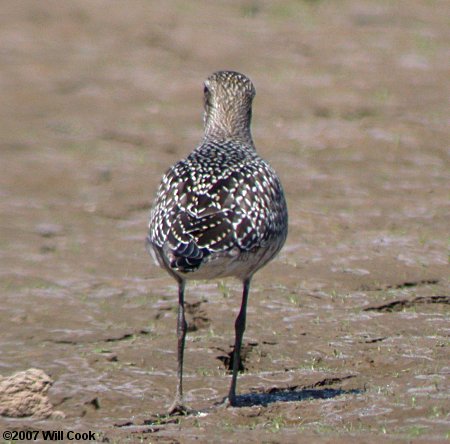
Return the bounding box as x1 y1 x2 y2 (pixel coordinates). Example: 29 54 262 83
146 70 288 414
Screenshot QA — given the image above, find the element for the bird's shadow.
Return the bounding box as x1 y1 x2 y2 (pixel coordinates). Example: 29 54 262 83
230 385 363 408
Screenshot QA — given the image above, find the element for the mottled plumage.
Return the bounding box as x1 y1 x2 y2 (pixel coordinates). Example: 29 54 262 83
147 71 288 413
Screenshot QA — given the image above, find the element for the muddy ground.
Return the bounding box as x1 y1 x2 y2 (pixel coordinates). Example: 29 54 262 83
0 1 449 443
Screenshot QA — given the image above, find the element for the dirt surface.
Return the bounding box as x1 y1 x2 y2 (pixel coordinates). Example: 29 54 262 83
1 1 449 443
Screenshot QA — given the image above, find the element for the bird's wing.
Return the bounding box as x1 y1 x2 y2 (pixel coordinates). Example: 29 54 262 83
148 155 286 272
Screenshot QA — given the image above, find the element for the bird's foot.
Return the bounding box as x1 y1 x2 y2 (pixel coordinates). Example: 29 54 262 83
216 395 237 409
168 401 193 416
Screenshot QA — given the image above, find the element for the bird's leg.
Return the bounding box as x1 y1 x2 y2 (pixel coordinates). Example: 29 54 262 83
168 279 189 415
227 278 251 407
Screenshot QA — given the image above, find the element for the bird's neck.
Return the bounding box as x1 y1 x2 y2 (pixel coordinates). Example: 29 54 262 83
204 107 254 146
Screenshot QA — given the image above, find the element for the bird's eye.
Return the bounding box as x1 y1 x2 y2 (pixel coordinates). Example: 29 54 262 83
203 84 212 108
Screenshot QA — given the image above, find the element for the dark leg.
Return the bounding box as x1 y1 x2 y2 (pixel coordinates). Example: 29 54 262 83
227 278 251 406
168 279 189 415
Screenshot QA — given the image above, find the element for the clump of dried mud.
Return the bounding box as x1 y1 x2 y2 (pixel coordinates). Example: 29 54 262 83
0 369 64 419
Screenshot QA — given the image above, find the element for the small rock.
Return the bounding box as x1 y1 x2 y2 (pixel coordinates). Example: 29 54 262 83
35 223 63 238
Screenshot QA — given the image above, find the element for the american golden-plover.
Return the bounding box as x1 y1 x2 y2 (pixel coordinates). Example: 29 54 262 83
147 71 288 413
